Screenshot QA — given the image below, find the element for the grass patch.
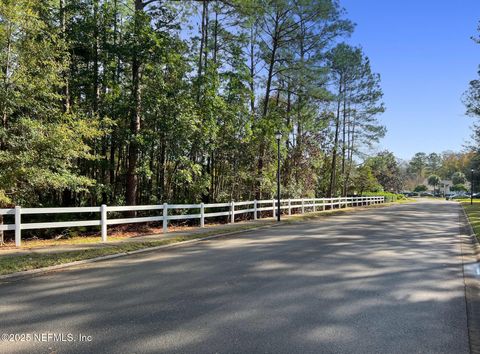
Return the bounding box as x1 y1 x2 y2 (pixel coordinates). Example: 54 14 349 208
0 224 266 276
0 242 163 276
6 235 127 248
461 200 480 241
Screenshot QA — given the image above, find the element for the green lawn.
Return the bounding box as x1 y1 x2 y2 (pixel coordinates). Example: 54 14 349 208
461 199 480 240
0 224 260 276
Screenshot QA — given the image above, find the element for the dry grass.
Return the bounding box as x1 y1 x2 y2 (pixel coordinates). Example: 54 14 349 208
0 224 264 276
0 221 228 249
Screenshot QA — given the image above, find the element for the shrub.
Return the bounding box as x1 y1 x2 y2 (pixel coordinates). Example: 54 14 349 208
362 191 405 202
414 185 428 192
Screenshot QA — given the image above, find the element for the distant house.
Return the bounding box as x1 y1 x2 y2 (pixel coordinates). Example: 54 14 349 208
421 179 471 194
420 179 450 194
439 180 453 194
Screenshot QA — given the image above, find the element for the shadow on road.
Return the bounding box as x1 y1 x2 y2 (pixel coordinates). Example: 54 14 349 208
0 201 470 354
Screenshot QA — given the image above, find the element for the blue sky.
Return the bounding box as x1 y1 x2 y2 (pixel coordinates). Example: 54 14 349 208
341 0 480 160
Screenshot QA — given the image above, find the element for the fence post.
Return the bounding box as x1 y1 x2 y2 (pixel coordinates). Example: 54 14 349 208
288 199 291 215
301 198 305 214
200 202 205 227
163 202 168 233
313 199 316 212
231 201 235 223
272 199 276 219
101 204 108 242
322 199 326 211
15 206 21 247
254 200 258 220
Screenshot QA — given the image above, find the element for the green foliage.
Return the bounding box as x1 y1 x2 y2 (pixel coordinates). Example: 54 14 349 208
362 191 405 202
452 172 466 185
426 153 442 174
0 0 388 214
414 185 428 192
365 151 402 192
0 1 99 206
402 151 474 192
451 184 468 192
427 174 441 187
0 189 11 207
351 165 382 194
408 153 428 179
464 22 480 182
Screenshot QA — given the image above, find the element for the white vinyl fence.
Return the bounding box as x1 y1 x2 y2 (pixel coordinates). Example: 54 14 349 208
0 196 384 247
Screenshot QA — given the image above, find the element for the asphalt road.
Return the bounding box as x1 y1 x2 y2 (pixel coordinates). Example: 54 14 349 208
0 200 471 354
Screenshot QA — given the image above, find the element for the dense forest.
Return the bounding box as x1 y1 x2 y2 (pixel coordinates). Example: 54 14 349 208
0 0 388 210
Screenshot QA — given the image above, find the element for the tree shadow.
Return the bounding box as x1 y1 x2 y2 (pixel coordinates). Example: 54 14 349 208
0 201 470 354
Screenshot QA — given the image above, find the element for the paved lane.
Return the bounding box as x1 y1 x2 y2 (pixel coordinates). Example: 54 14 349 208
0 200 470 353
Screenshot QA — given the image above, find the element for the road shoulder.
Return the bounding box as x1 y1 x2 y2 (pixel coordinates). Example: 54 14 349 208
459 207 480 354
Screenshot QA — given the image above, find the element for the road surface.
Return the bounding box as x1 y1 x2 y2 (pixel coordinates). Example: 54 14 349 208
0 200 471 353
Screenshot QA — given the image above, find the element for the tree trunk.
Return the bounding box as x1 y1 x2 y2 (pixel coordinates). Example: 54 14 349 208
196 0 207 102
93 0 100 115
0 213 3 244
213 10 218 65
0 21 12 152
257 12 279 199
249 25 256 114
341 92 347 177
59 0 70 113
262 18 278 117
341 92 349 196
344 112 356 195
126 0 144 208
329 78 343 197
109 135 116 203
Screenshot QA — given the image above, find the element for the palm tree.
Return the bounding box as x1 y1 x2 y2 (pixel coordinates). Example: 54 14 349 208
427 175 441 196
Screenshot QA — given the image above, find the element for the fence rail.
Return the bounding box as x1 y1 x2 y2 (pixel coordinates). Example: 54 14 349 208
0 196 385 247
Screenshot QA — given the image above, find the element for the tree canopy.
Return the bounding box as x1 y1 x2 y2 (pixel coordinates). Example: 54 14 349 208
0 0 388 210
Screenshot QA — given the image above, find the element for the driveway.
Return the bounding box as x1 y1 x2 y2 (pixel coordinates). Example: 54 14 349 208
0 200 471 353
